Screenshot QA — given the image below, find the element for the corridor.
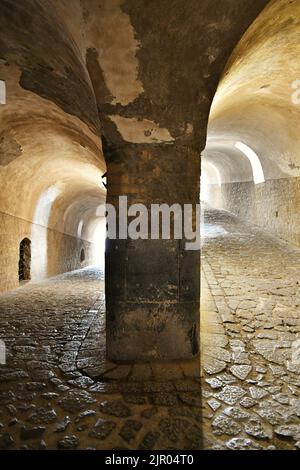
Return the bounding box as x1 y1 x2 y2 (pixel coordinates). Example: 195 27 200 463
0 0 299 454
0 207 299 450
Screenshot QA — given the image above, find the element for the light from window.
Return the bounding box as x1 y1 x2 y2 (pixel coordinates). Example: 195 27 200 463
235 141 265 184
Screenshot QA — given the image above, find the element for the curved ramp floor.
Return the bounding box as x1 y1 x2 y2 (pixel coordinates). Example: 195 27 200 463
201 208 300 450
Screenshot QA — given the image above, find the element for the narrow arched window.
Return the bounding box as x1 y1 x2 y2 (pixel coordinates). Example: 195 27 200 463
80 248 85 263
19 238 31 282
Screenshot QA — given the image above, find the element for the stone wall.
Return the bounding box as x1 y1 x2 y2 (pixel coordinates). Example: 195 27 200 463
0 212 95 293
205 177 300 247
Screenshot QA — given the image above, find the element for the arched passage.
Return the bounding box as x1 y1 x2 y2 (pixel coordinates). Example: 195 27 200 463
18 237 31 282
1 0 300 453
0 0 269 364
202 0 300 247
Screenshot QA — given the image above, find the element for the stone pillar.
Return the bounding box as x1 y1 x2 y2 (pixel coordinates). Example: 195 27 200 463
105 141 200 363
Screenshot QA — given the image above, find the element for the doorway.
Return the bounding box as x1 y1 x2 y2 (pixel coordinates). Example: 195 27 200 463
19 238 31 282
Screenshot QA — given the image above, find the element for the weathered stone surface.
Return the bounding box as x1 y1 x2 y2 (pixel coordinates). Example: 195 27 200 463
226 438 262 450
75 410 96 423
200 208 300 450
99 400 131 418
41 392 59 400
26 382 47 391
1 202 300 451
249 386 269 400
54 417 71 433
0 371 29 382
240 397 257 409
212 414 242 436
139 431 160 450
245 418 272 439
27 408 57 424
0 433 14 449
141 407 158 419
167 403 200 419
223 407 250 420
290 399 300 417
230 365 252 380
149 393 178 406
203 358 227 375
59 390 96 412
89 419 116 440
207 399 221 411
68 376 94 389
8 417 18 426
205 378 223 389
205 347 232 363
119 420 142 443
215 385 246 405
0 269 202 451
274 425 300 440
122 394 147 405
57 435 79 449
20 426 45 440
159 418 190 443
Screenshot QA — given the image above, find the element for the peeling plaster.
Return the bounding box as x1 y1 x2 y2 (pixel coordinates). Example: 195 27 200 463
0 134 23 166
108 115 174 144
82 0 144 106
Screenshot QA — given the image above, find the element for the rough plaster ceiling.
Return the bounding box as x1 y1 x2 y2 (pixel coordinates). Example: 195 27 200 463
0 0 270 241
0 67 105 241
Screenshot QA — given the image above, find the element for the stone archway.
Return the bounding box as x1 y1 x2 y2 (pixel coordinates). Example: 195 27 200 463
18 238 31 282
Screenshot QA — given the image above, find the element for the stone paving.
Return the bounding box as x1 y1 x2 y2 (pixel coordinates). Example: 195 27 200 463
0 267 201 450
0 207 300 450
201 207 300 450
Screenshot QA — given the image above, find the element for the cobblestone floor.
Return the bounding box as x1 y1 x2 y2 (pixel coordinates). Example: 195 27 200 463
0 267 201 450
201 207 300 450
0 207 299 450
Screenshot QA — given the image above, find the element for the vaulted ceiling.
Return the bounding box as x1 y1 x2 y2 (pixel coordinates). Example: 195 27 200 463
0 0 270 240
203 0 300 185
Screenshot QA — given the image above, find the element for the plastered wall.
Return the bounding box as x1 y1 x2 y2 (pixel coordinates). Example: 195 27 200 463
205 177 300 247
0 212 95 293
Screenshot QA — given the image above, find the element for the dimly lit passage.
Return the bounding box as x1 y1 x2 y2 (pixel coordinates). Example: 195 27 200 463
0 0 299 451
